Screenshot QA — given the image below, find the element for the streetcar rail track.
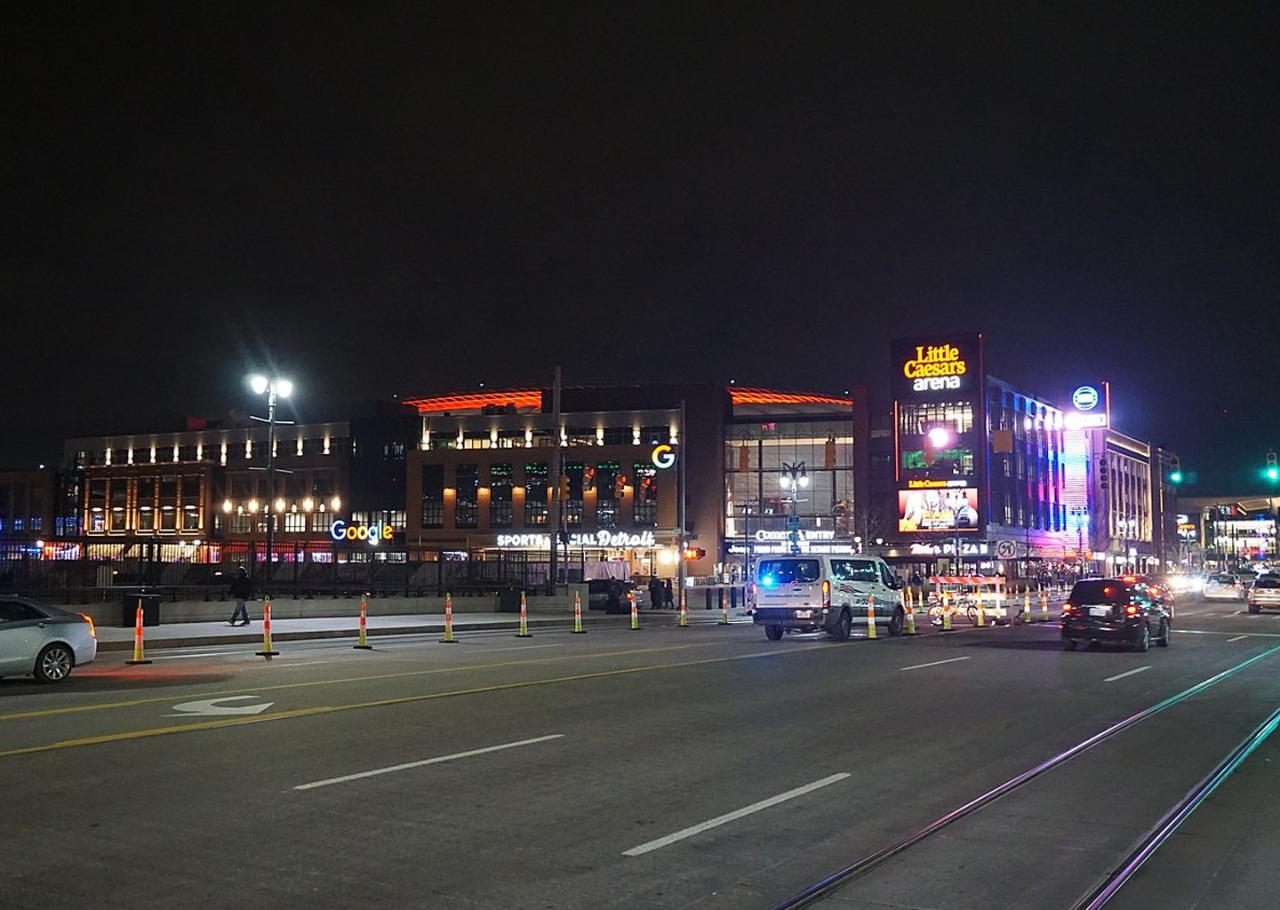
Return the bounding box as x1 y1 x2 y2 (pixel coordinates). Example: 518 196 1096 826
767 642 1280 910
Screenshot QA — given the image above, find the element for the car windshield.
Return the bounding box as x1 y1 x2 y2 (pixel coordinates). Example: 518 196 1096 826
1254 575 1280 589
1212 574 1236 584
1070 580 1131 604
757 559 821 586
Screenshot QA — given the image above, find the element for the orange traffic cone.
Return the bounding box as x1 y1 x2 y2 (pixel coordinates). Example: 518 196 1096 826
354 593 373 650
125 600 151 665
441 592 457 643
256 597 279 658
515 590 532 638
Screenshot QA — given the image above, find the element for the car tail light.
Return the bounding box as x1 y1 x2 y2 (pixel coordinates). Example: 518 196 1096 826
821 579 831 611
79 612 96 639
1061 603 1073 614
1124 604 1139 616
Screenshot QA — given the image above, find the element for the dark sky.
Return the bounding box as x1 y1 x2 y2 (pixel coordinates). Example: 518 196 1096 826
6 4 1278 492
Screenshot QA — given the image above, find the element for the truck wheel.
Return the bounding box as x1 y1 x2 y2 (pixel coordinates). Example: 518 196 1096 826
765 624 784 641
888 607 905 637
829 609 851 642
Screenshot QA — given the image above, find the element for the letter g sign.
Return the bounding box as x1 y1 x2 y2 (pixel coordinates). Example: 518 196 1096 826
651 445 676 469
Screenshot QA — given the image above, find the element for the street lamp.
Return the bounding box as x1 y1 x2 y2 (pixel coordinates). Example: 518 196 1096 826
780 461 809 553
247 375 294 595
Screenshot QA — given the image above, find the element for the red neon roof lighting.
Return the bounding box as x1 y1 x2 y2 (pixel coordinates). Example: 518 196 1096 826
402 389 542 413
729 387 852 407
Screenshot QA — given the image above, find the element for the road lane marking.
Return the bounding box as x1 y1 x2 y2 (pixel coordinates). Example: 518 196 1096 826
1104 666 1152 683
1227 635 1249 642
145 650 247 660
167 696 274 716
0 645 828 759
294 735 564 790
0 642 715 722
622 773 850 856
1174 629 1280 638
900 656 971 672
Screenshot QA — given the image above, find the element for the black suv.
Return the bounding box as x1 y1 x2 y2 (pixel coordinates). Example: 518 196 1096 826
1062 577 1172 652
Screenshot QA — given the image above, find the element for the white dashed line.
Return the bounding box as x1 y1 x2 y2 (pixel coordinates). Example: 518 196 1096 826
1104 666 1152 683
294 735 565 790
900 656 972 672
1227 635 1249 642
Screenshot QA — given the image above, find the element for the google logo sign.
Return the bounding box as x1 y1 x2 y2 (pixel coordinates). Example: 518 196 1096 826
329 520 394 545
651 444 676 469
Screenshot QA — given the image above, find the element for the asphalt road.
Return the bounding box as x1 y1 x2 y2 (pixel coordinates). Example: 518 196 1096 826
3 596 1279 910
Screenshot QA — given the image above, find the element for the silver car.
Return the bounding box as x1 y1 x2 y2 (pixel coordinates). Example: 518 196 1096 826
1203 574 1246 602
0 598 98 683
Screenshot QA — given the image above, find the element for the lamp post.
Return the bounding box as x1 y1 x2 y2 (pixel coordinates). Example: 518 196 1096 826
248 375 293 595
779 461 809 554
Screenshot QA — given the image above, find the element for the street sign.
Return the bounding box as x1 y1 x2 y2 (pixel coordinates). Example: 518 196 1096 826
995 540 1018 559
168 696 274 717
787 516 800 531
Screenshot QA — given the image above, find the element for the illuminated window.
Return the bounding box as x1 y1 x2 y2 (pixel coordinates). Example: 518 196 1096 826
454 465 478 529
524 463 548 526
595 462 619 529
633 463 657 527
489 464 513 528
564 462 584 527
137 478 156 531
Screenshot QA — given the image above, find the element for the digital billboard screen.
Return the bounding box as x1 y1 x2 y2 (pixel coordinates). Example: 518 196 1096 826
898 488 980 533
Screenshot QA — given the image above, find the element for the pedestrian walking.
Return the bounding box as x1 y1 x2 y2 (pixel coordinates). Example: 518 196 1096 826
648 575 664 611
229 566 253 626
663 578 674 608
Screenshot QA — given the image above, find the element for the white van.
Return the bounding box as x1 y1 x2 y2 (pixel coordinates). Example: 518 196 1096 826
752 554 904 641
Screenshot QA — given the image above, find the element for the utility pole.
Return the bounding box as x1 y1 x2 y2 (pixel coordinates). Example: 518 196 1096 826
548 366 562 595
677 399 687 600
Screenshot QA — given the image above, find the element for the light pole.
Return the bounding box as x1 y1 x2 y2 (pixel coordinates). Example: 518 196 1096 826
779 461 809 554
248 375 293 595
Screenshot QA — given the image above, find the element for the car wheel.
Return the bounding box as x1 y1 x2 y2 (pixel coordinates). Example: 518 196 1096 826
1158 619 1171 647
1249 602 1260 614
829 609 851 642
765 624 784 641
1064 639 1077 651
1134 623 1150 653
888 607 905 637
34 643 74 683
1088 639 1101 650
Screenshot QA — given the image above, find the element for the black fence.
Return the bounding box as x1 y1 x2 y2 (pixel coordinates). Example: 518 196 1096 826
0 540 580 604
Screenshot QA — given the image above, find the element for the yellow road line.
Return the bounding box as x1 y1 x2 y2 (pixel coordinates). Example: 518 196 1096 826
0 646 827 759
0 641 717 722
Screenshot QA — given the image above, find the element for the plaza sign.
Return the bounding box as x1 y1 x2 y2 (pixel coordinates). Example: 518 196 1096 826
495 530 657 549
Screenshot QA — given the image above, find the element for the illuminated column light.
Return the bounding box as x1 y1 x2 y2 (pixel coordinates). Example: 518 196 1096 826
296 436 303 456
245 438 252 459
669 425 679 445
149 445 157 464
173 445 180 463
490 428 499 446
322 435 331 455
596 427 605 446
524 428 533 447
195 443 203 461
272 439 278 458
104 448 112 466
127 448 134 465
219 442 228 466
633 427 641 445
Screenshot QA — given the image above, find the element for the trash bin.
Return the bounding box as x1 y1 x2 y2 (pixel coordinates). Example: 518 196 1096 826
498 586 521 613
121 591 161 627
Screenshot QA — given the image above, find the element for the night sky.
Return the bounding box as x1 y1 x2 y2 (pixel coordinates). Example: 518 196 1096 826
6 5 1277 492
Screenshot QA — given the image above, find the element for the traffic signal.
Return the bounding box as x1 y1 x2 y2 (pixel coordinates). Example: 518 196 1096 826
1266 452 1279 483
683 547 705 560
558 473 570 501
614 474 627 499
1169 455 1183 485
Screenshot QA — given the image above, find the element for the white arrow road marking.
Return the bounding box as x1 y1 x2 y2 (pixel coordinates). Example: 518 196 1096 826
168 696 274 717
293 734 565 790
622 773 851 856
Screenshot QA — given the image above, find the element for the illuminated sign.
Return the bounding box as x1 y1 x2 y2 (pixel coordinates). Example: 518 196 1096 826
651 445 676 469
906 479 969 490
908 541 990 556
902 344 967 392
898 488 980 533
495 530 657 549
329 520 394 544
752 529 835 542
1064 412 1107 429
1072 386 1100 411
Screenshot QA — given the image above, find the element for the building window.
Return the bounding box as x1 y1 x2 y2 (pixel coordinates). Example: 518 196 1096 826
489 464 513 528
181 476 201 531
633 463 657 527
455 465 479 529
159 477 178 531
564 462 584 527
87 479 106 532
595 462 620 528
136 477 156 531
524 463 548 526
109 480 128 531
421 464 444 529
284 512 307 532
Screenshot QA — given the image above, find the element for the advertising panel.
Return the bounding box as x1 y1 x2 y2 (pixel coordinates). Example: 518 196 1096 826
898 488 980 533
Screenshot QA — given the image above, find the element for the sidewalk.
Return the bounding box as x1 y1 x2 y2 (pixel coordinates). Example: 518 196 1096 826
96 611 632 651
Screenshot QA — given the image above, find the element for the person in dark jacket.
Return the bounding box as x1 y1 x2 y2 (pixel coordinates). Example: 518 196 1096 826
229 566 253 626
648 576 664 611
